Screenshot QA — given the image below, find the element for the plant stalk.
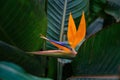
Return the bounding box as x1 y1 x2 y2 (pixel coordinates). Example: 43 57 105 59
57 0 67 80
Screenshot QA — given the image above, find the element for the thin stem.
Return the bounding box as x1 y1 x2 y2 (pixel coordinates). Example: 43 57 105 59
57 59 64 80
59 0 67 42
57 0 67 80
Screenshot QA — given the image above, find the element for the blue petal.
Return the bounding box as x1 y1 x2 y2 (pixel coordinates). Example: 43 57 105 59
49 40 72 50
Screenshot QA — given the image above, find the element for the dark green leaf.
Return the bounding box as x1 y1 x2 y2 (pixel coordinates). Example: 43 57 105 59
90 0 106 14
0 0 47 51
105 0 120 22
72 23 120 75
0 61 52 80
88 0 106 24
75 17 104 51
0 41 44 76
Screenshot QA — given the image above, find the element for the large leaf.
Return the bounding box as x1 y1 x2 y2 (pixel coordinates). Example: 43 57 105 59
0 0 48 77
0 61 52 80
46 0 89 79
75 17 104 51
72 23 120 75
0 0 47 51
0 41 44 76
46 0 89 50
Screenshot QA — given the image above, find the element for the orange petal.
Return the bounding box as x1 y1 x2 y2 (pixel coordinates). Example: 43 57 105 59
67 13 77 46
71 12 86 48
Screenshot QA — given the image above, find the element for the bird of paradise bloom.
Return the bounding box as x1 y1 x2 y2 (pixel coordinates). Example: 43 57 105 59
30 12 86 58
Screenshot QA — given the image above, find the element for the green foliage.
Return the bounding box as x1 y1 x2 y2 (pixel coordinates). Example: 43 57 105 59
0 0 47 78
90 0 106 15
0 41 44 76
0 0 47 51
62 1 120 78
46 0 89 79
46 0 120 79
72 24 120 75
0 61 52 80
89 0 106 23
46 0 89 50
105 0 120 22
86 18 104 38
0 0 120 80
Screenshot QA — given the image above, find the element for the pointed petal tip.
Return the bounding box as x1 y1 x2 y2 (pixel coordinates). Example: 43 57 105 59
82 11 84 14
70 11 86 48
40 34 44 38
68 12 77 47
40 34 49 41
81 11 85 18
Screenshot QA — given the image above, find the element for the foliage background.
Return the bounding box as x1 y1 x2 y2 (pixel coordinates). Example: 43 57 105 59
0 0 120 80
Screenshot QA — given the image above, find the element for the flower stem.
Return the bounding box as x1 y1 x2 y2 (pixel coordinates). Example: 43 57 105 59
57 0 67 80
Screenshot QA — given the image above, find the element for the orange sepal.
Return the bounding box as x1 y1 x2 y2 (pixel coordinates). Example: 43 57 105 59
71 12 86 48
67 13 76 46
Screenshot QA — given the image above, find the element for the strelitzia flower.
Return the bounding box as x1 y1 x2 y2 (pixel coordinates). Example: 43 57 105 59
30 12 86 58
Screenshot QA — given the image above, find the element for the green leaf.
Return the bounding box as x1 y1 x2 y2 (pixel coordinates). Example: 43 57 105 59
0 61 53 80
105 0 120 22
0 41 45 76
76 17 104 51
86 17 104 39
46 0 89 79
0 0 47 51
90 0 106 14
72 23 120 75
46 0 89 50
